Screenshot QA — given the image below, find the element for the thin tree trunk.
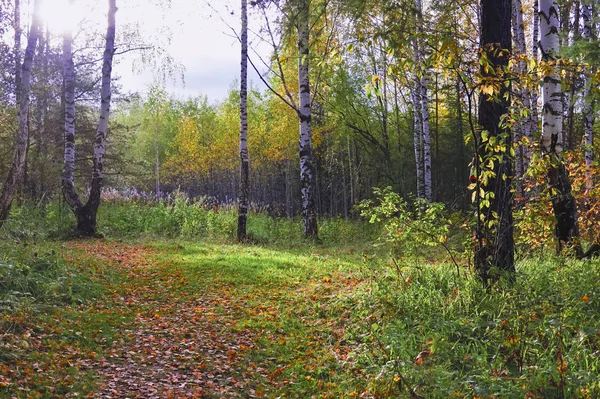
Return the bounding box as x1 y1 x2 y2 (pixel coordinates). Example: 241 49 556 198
476 0 515 283
512 0 532 196
238 0 249 241
539 0 581 254
582 3 594 192
62 10 84 214
0 0 40 226
154 112 160 196
531 0 540 135
297 0 318 239
14 0 21 108
416 0 432 202
412 83 424 199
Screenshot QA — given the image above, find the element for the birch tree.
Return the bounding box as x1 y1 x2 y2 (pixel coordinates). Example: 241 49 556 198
238 0 250 241
296 0 318 238
412 0 431 202
62 0 117 236
539 0 580 253
251 0 325 239
0 0 40 226
475 0 514 282
13 0 21 107
512 0 534 194
581 2 594 192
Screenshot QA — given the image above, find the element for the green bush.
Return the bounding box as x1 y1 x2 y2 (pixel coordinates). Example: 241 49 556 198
358 187 467 266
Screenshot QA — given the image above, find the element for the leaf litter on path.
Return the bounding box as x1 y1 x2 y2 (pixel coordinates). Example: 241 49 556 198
67 241 265 399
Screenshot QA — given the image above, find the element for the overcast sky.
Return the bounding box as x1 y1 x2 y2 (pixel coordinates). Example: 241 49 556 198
38 0 271 103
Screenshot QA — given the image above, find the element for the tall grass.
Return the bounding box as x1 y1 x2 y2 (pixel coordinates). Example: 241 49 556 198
0 199 380 247
354 256 600 398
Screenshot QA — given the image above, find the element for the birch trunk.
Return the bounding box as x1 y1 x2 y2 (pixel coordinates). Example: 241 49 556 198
539 0 581 253
512 0 533 193
237 0 250 241
62 8 84 213
421 73 432 202
0 0 40 226
411 83 424 200
14 0 21 107
66 0 116 236
416 0 432 202
297 0 318 239
531 0 540 135
476 0 515 282
582 3 594 192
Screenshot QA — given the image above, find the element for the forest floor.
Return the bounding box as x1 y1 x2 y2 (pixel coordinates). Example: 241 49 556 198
3 237 600 398
1 239 369 398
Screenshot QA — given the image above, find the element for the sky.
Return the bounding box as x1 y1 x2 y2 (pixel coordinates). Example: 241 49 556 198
37 0 272 103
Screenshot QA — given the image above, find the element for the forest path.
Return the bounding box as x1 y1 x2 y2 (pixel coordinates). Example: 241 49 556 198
63 240 359 399
67 240 264 398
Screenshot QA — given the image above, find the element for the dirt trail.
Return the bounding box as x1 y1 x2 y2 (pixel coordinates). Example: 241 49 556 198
69 241 265 399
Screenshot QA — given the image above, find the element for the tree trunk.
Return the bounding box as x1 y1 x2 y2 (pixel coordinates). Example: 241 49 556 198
539 0 581 254
411 83 424 199
582 3 594 192
512 0 533 196
62 0 117 236
297 0 318 240
531 0 540 135
476 0 515 283
415 0 432 202
0 0 40 226
62 7 84 216
14 0 21 108
238 0 250 241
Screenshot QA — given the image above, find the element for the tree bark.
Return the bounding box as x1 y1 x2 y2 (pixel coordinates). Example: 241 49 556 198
539 0 581 254
476 0 515 283
582 3 594 192
531 0 540 135
238 0 250 241
62 0 117 236
297 0 318 240
0 0 40 226
13 0 21 108
62 7 84 215
512 0 533 195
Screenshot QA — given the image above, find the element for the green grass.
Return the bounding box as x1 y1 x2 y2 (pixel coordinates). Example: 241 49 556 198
1 202 599 397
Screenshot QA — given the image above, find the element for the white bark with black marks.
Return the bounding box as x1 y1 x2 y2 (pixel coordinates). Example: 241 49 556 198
531 0 540 136
512 0 533 186
416 0 432 202
297 0 318 239
540 0 581 254
14 0 21 107
62 0 117 236
62 10 84 212
238 0 250 241
0 0 41 225
539 0 563 154
582 3 594 191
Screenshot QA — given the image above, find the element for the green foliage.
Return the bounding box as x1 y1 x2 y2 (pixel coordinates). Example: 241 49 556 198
358 187 460 262
0 256 100 314
353 255 600 398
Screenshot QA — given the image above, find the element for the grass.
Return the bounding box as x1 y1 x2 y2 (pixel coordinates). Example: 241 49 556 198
1 202 599 397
